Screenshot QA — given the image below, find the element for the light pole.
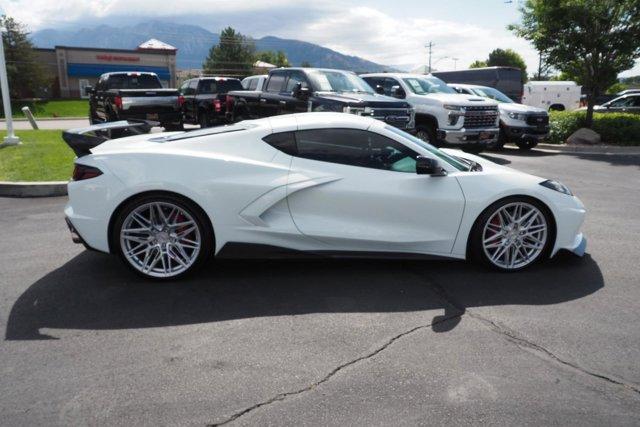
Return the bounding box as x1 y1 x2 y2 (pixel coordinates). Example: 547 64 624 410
452 57 459 70
0 23 19 147
425 41 434 73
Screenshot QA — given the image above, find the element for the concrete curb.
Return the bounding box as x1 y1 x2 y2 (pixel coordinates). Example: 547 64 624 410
537 143 640 155
0 181 67 197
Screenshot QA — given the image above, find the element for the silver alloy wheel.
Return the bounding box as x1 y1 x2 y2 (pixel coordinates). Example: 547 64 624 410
482 202 548 270
416 129 431 143
120 202 201 278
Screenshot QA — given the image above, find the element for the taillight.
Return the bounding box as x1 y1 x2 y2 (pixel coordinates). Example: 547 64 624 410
178 95 185 107
114 96 123 110
213 98 222 112
72 164 102 181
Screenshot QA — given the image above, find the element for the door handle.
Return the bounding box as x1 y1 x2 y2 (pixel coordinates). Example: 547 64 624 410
279 100 287 105
259 99 267 103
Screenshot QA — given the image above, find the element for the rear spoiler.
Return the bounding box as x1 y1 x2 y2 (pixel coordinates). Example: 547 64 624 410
62 120 157 157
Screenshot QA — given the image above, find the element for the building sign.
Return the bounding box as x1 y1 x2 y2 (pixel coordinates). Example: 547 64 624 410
96 54 140 62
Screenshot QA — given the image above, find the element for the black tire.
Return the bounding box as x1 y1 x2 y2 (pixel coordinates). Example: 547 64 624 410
111 193 214 280
415 125 438 145
494 128 507 150
198 111 211 128
469 196 554 272
515 139 538 150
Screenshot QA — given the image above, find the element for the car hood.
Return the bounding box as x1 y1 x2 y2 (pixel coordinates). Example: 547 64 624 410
418 92 499 106
499 103 547 114
442 148 542 180
315 91 412 108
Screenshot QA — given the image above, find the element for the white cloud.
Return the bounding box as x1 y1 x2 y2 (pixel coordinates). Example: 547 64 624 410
280 6 540 73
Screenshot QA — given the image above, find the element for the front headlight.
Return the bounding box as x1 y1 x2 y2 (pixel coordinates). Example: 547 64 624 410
443 104 464 111
540 179 573 196
508 112 527 121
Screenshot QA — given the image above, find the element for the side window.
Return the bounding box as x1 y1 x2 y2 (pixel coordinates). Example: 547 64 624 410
294 129 420 172
631 96 640 107
179 80 190 95
265 73 286 92
363 77 382 91
285 71 309 92
262 132 297 155
382 78 401 96
247 78 258 90
187 80 198 95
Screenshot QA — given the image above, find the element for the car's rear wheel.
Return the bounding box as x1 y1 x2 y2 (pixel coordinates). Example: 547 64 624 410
470 198 552 271
113 194 213 280
198 111 211 128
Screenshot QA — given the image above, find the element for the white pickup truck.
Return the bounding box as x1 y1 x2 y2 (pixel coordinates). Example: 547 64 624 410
361 73 499 153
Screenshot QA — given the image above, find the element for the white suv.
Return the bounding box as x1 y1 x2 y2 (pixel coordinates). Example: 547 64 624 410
361 73 499 153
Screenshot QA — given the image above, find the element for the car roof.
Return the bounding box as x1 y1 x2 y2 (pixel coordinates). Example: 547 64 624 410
267 112 375 133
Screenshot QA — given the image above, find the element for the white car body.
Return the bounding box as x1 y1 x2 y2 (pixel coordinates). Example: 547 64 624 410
241 75 268 92
361 73 500 148
64 113 586 278
522 81 582 111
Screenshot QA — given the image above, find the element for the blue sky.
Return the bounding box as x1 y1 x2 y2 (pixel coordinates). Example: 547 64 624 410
1 0 638 76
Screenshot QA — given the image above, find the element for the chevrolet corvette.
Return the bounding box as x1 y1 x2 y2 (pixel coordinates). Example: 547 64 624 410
63 113 586 279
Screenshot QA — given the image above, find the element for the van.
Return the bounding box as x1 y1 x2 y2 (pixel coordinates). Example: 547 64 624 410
521 81 581 111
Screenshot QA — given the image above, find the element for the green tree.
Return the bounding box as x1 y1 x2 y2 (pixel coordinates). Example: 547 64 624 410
510 0 640 127
256 50 290 67
606 82 628 94
487 48 528 82
300 61 312 68
202 27 256 76
469 60 487 68
0 16 48 98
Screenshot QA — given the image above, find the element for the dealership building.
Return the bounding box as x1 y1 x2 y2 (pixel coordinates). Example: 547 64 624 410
35 39 178 98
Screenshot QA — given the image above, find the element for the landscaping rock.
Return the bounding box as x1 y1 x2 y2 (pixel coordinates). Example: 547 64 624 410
566 127 601 145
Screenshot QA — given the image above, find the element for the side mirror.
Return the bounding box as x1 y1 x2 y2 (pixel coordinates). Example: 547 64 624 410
416 156 446 176
293 83 310 99
391 85 406 99
375 85 385 95
84 85 93 96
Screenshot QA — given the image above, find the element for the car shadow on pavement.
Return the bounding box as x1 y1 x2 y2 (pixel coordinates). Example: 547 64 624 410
5 251 603 340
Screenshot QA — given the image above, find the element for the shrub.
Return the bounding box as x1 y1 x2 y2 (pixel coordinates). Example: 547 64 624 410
548 111 640 145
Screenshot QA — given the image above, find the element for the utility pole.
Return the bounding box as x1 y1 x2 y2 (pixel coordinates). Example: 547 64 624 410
452 57 459 70
0 23 19 146
425 41 434 74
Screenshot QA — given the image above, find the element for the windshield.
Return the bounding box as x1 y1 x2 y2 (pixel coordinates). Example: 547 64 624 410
470 86 513 103
403 76 456 95
384 125 469 171
307 70 374 94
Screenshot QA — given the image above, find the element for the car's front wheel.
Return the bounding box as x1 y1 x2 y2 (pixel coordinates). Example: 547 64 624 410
470 197 553 271
112 194 214 280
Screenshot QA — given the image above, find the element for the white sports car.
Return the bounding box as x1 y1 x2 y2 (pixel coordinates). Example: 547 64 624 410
63 113 586 280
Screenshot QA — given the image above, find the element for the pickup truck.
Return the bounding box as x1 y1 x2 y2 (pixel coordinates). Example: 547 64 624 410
449 83 549 150
178 77 243 128
241 74 268 91
86 72 183 131
226 68 415 131
361 73 499 153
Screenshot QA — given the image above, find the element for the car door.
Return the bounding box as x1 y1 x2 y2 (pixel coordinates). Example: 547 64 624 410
280 70 312 114
285 128 466 255
261 72 287 117
628 95 640 114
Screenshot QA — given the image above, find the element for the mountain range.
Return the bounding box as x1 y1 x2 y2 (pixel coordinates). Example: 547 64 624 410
30 21 394 72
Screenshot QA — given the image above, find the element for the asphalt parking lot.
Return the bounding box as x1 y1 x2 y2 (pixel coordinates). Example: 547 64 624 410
1 147 639 426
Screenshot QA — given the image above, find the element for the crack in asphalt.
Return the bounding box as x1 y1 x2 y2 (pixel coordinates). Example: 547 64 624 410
207 313 463 426
210 266 638 425
421 273 640 397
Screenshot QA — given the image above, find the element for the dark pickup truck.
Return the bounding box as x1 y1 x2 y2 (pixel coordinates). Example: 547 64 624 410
226 68 415 131
86 72 183 131
178 77 243 128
